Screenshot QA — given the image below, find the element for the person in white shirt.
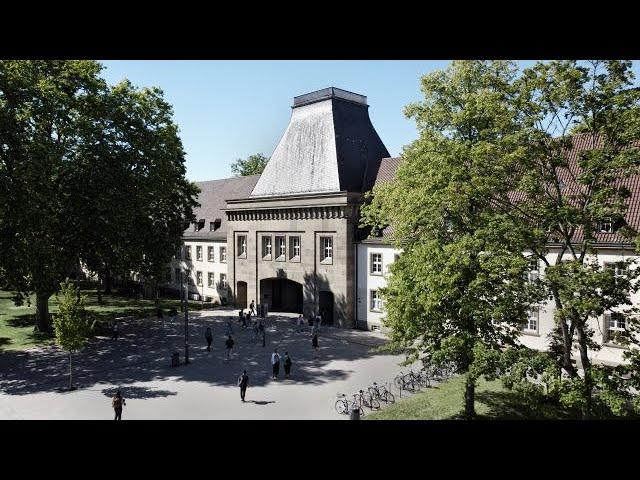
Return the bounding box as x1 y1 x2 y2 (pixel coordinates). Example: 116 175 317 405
271 349 280 379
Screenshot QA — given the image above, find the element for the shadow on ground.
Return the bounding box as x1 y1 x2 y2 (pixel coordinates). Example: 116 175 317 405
0 311 392 398
100 386 178 399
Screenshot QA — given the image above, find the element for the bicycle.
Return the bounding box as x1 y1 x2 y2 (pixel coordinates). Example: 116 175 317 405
335 393 364 416
353 390 380 410
368 382 395 404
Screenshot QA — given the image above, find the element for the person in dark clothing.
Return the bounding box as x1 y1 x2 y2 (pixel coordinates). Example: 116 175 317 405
271 349 280 379
205 327 213 352
283 352 292 378
238 370 249 402
249 300 256 316
312 334 319 357
238 309 244 324
112 391 126 420
112 322 119 341
169 307 178 322
225 336 235 360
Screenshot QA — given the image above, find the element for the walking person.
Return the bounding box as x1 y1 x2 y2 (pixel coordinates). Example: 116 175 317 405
244 311 251 329
283 352 292 379
112 390 126 420
271 349 280 379
249 300 256 316
297 314 304 333
225 335 235 360
238 309 244 325
238 370 249 402
312 333 319 357
205 326 213 352
112 322 119 341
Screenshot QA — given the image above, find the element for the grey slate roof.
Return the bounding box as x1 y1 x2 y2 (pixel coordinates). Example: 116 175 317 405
250 87 390 198
183 174 260 240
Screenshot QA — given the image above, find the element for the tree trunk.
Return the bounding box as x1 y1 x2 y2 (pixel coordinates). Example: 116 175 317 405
104 270 112 294
553 290 577 378
35 291 52 333
464 375 476 419
576 325 593 419
69 352 73 389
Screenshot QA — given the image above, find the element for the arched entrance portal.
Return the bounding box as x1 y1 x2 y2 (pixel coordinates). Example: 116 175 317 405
260 278 303 313
236 281 247 309
318 290 334 325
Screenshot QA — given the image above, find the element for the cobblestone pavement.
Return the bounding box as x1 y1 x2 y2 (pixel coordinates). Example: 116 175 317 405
0 309 417 419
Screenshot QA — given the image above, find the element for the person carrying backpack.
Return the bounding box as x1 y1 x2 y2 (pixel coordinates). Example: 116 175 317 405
225 335 235 360
238 370 249 402
112 391 126 420
205 327 213 352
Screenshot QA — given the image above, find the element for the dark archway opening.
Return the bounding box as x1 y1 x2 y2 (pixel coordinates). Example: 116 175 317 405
236 281 247 309
260 278 303 313
318 290 334 325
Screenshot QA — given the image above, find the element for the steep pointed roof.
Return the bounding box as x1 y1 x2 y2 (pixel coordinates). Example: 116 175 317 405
250 87 390 198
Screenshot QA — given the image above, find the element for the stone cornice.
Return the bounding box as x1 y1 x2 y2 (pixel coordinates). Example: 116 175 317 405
226 204 358 222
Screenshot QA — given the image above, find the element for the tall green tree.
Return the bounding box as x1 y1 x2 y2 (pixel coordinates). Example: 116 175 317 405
0 61 199 332
230 153 268 176
507 60 640 417
361 61 544 417
52 279 94 390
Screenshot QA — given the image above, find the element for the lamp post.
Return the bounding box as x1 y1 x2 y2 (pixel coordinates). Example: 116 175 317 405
181 269 190 364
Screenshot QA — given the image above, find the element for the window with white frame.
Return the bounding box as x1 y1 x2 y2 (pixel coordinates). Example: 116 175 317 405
275 235 286 261
208 246 214 262
526 256 539 283
237 235 247 258
185 246 192 260
220 246 227 263
208 272 214 287
320 236 333 263
219 273 228 288
604 261 627 277
196 246 202 261
370 290 383 312
604 312 627 344
196 271 203 286
262 235 272 259
524 308 539 333
599 217 614 233
370 253 383 275
289 236 301 261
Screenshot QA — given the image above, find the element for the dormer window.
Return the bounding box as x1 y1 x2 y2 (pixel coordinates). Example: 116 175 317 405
599 217 614 234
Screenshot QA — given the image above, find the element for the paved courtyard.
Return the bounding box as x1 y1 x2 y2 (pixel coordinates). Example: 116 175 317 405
0 309 415 419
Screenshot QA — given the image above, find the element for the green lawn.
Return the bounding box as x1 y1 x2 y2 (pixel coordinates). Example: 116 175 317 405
0 289 215 352
366 375 576 420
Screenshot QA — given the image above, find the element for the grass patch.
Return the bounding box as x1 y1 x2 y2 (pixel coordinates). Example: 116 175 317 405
0 289 216 352
366 375 576 420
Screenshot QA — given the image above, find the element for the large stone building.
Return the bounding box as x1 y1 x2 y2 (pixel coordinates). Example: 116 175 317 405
169 87 640 366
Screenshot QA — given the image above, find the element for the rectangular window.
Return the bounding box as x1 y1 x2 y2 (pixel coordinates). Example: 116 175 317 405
186 269 193 285
220 246 227 263
605 312 627 344
208 246 214 262
320 236 333 263
394 254 400 263
262 235 272 259
185 246 192 260
174 268 180 285
604 261 627 277
196 271 203 286
526 256 539 283
370 253 383 275
237 235 247 258
275 235 286 261
196 246 203 261
219 273 228 288
524 308 539 333
289 236 301 261
370 290 383 312
599 217 614 233
208 272 214 287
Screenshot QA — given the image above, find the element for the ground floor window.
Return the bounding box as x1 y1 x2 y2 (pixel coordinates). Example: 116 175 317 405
370 290 383 312
219 273 228 289
196 271 203 286
605 312 627 344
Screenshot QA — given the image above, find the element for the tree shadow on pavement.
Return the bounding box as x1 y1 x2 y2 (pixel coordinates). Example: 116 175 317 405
100 385 178 399
0 311 396 397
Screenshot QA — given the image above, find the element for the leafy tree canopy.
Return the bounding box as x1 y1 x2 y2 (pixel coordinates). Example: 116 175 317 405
230 153 268 176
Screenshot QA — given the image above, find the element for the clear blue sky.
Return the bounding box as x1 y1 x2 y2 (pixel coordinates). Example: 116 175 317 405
99 61 640 182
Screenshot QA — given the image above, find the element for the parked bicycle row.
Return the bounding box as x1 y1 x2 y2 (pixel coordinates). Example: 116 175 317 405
394 362 456 393
335 381 396 416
